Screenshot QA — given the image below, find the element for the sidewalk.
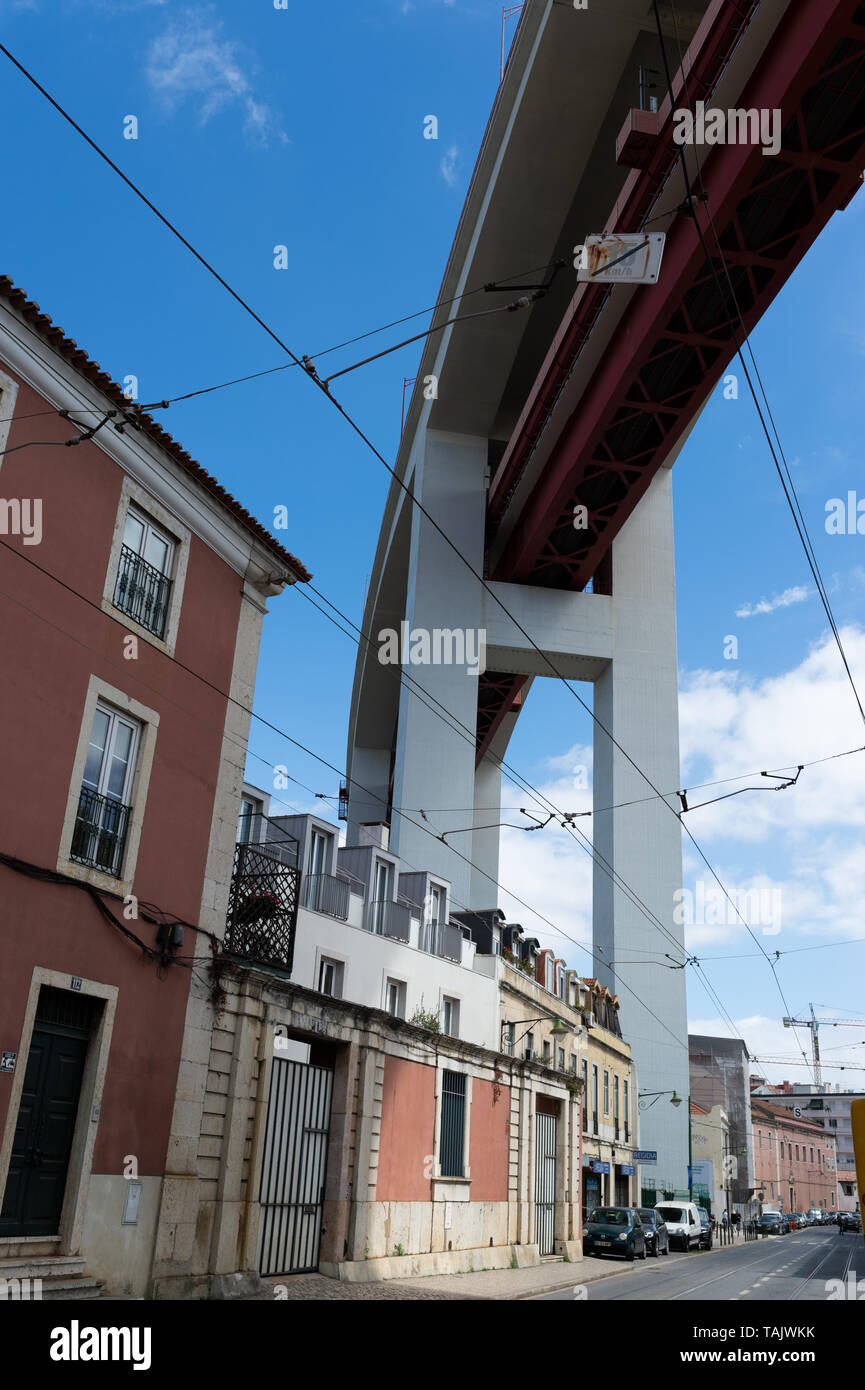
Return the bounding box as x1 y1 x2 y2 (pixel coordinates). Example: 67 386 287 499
250 1230 760 1300
254 1253 631 1301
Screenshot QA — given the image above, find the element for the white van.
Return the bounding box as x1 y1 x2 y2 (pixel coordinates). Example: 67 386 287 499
655 1201 702 1252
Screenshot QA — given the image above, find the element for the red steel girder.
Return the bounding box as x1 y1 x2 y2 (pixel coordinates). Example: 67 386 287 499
491 0 865 591
476 0 865 761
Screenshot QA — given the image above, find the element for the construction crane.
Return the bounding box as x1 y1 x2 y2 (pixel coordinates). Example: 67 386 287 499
782 1005 865 1087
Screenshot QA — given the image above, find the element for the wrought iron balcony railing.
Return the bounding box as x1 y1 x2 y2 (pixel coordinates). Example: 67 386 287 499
419 920 463 963
302 872 350 921
70 786 131 877
368 898 411 942
113 544 172 639
224 815 300 972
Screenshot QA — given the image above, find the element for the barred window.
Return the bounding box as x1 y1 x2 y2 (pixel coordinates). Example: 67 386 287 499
440 1070 466 1177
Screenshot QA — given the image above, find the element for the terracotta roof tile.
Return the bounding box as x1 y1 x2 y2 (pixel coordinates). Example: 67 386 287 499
0 277 311 582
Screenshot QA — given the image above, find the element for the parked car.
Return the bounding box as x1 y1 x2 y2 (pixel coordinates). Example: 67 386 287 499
788 1213 800 1231
755 1212 789 1236
839 1211 862 1233
655 1201 702 1252
583 1207 647 1262
637 1207 670 1257
696 1206 714 1250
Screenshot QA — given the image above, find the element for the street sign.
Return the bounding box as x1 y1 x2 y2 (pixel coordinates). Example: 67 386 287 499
633 1150 658 1163
574 233 666 285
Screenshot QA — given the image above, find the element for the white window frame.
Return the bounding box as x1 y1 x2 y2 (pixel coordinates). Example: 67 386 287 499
310 828 331 877
123 504 175 579
428 882 446 925
441 995 460 1038
102 478 190 657
384 976 405 1018
318 956 343 999
57 675 159 896
238 794 264 844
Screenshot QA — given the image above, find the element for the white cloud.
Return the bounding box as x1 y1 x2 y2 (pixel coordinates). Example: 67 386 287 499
487 630 865 967
440 145 460 186
735 585 810 618
145 10 286 145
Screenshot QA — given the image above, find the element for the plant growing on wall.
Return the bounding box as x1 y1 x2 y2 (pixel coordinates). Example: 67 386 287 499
409 997 441 1032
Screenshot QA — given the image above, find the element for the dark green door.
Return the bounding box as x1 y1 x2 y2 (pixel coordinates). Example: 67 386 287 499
0 989 96 1237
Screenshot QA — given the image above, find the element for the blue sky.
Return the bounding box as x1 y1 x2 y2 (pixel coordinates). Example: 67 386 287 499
3 0 865 1088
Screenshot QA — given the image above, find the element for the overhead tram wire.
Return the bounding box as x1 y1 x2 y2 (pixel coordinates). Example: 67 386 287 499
0 535 687 1053
665 0 861 743
294 581 698 970
293 578 734 1000
2 42 788 1045
651 0 865 1078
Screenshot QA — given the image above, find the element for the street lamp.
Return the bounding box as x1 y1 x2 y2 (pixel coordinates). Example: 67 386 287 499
638 1090 691 1200
638 1089 683 1109
501 1015 570 1055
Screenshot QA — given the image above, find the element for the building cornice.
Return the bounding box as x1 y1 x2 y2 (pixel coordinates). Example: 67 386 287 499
0 300 303 596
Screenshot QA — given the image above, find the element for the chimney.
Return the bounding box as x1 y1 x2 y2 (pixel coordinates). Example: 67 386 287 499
359 823 390 850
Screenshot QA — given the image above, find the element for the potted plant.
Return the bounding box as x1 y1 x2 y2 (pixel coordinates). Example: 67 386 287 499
234 890 279 928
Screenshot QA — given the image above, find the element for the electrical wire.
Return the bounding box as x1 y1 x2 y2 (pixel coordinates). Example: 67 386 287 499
0 534 688 1053
294 582 699 974
650 0 829 1081
0 258 563 427
1 33 828 1059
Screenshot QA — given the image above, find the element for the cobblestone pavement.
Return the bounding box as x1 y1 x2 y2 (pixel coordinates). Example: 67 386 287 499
248 1258 620 1301
249 1274 466 1299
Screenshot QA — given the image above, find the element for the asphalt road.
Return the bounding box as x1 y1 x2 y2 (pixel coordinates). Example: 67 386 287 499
532 1226 864 1301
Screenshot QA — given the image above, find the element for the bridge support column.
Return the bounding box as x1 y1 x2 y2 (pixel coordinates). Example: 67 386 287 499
592 467 688 1188
387 431 489 910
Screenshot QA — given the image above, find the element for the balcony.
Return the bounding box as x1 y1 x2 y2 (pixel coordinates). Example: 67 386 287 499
368 898 412 942
71 786 131 877
420 919 463 963
224 816 300 971
302 872 351 921
113 544 172 639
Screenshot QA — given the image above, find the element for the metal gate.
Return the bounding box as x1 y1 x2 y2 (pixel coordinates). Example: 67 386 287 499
535 1112 557 1256
258 1057 333 1276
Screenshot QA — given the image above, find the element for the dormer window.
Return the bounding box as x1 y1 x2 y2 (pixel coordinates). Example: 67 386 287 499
237 795 263 844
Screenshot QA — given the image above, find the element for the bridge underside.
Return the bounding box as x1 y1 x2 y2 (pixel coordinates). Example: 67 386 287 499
478 0 865 762
345 0 865 1190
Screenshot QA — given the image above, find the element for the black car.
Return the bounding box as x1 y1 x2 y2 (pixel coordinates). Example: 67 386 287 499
696 1206 713 1250
583 1206 647 1262
755 1212 789 1236
637 1208 670 1257
838 1211 862 1233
